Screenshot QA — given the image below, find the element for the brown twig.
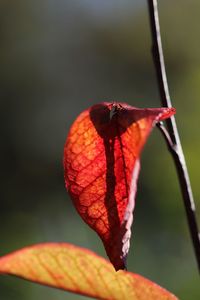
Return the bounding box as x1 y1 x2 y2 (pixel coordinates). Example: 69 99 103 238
147 0 200 272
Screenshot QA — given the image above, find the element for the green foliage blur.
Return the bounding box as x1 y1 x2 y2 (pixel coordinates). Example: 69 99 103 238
0 1 199 299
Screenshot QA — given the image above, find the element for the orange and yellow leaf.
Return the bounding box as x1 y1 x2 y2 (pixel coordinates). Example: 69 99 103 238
0 243 178 300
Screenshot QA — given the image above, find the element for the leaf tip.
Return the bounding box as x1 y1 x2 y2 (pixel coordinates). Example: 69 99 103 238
157 107 176 121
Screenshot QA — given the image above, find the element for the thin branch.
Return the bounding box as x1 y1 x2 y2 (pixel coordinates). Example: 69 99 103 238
147 0 200 272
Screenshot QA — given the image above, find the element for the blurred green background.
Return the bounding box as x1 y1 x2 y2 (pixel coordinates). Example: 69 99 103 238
0 0 200 299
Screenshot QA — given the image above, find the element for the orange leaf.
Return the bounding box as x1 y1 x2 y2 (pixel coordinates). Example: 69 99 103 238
0 243 178 300
63 102 175 270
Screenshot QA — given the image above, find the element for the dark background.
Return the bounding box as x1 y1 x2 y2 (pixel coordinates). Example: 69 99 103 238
0 1 200 299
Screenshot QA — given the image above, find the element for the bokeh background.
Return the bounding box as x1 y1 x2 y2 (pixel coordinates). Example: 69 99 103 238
0 0 200 299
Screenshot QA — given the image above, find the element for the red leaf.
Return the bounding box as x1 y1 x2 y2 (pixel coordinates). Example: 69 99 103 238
0 243 178 299
63 102 175 270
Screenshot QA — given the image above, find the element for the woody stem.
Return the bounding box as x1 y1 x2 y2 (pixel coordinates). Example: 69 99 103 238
147 0 200 272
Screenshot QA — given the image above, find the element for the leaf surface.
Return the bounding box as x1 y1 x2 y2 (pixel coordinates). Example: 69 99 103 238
64 102 175 270
0 243 178 300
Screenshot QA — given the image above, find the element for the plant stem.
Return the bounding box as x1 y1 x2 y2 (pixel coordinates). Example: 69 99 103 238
147 0 200 272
